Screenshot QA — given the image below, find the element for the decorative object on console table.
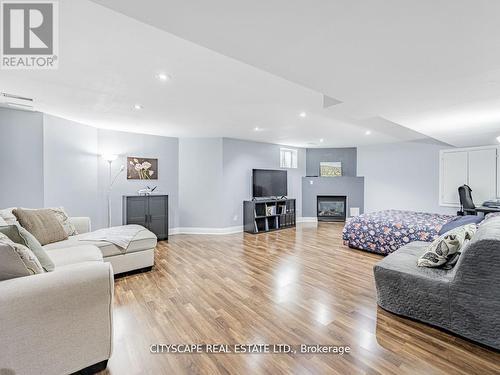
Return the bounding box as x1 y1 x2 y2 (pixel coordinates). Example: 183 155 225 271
123 195 168 240
127 157 158 180
137 186 157 196
244 199 296 234
320 162 342 177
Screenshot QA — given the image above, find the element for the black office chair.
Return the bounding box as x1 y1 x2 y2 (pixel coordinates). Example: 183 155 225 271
458 184 477 215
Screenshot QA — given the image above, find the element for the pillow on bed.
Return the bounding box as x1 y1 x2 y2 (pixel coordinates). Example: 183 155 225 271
438 215 483 235
418 224 477 268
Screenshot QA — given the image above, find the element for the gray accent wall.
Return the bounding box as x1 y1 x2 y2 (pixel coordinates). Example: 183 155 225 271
43 114 100 226
0 108 44 208
306 147 357 177
357 140 456 215
222 138 306 227
302 177 365 218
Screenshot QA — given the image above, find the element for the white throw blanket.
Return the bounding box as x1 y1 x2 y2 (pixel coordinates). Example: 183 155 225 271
78 224 146 249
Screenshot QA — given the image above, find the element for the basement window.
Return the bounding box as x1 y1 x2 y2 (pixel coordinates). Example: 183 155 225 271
280 148 298 169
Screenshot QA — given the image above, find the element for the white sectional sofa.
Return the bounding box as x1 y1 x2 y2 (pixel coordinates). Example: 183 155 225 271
45 217 158 274
0 240 114 375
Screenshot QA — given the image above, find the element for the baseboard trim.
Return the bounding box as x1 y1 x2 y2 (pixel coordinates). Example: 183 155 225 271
170 226 244 235
168 219 319 235
297 217 318 223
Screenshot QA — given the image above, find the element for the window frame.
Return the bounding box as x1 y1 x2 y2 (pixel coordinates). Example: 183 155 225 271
280 147 298 169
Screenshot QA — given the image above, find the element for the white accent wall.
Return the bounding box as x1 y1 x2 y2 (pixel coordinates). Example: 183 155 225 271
358 140 456 215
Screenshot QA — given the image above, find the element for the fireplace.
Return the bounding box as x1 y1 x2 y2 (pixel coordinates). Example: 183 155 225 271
317 195 347 222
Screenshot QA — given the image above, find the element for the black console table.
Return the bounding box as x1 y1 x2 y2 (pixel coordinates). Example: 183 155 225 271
122 195 168 240
243 198 296 234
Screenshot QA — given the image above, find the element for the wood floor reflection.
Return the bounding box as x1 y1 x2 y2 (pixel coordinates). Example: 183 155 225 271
100 223 500 375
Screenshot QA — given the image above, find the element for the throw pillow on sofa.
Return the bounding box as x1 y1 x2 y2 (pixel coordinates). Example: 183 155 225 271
0 225 55 272
0 207 17 225
418 224 477 268
49 207 78 236
1 207 78 236
0 233 44 281
13 208 68 246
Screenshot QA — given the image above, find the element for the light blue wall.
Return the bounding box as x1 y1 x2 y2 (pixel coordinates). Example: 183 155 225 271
0 108 179 231
222 138 306 227
178 138 224 228
97 129 179 229
0 108 44 208
43 114 100 225
358 140 456 215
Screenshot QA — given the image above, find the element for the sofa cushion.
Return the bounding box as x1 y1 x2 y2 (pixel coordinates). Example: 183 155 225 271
45 245 103 268
13 208 68 246
374 241 454 329
0 233 44 280
43 228 157 258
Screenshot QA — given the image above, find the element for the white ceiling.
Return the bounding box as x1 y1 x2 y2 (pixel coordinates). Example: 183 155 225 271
88 0 500 147
3 1 500 147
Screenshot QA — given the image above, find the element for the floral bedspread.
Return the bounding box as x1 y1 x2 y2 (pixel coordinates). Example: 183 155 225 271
342 210 456 255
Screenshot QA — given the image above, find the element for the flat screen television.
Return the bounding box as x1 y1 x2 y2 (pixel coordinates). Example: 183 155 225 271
252 169 287 198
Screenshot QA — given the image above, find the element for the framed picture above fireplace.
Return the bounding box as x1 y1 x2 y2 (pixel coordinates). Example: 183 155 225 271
320 162 342 177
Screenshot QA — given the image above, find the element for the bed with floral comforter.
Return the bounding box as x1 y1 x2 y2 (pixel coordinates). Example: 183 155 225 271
342 210 456 255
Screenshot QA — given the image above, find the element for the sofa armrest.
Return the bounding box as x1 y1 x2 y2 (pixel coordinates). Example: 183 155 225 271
0 262 114 375
70 216 91 234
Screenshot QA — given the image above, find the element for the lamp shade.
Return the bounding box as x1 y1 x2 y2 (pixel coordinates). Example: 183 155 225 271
102 154 118 162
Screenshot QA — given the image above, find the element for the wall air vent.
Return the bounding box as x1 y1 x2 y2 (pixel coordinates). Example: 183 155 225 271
0 92 34 111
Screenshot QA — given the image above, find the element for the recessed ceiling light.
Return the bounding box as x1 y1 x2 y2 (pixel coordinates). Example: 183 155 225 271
496 135 500 143
365 130 372 135
299 112 307 118
133 104 143 110
156 73 170 82
319 138 324 143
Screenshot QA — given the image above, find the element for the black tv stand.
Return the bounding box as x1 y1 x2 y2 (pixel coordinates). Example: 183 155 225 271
243 198 296 234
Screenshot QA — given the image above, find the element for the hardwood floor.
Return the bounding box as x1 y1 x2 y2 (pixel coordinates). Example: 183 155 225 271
101 223 500 375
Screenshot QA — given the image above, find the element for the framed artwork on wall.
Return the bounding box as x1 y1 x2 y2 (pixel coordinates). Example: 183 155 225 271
127 157 158 180
320 162 342 177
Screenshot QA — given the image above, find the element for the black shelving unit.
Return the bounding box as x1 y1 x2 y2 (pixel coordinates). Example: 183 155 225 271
243 198 296 234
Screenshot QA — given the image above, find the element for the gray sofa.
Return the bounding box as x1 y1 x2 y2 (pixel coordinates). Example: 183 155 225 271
374 216 500 350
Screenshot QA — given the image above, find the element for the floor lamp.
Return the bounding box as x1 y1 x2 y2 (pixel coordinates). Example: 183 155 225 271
102 154 124 228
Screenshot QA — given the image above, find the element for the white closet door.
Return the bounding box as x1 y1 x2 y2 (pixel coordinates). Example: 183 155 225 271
468 148 497 205
441 151 468 205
